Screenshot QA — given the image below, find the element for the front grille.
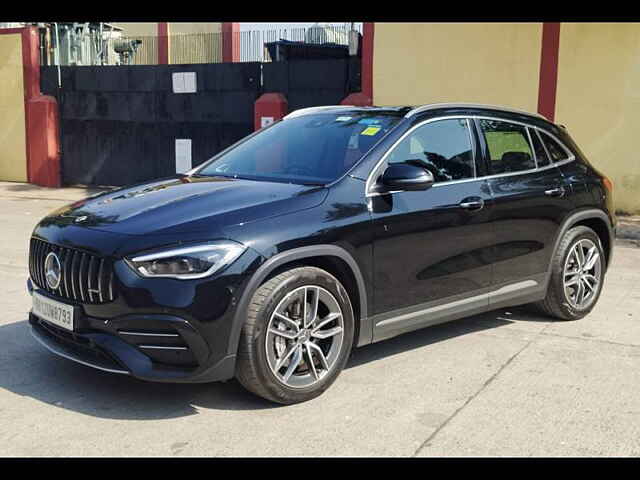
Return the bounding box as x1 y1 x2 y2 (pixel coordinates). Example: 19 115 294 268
29 238 115 304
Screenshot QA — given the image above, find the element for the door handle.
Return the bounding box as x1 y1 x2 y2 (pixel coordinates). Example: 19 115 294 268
544 187 565 197
459 197 484 211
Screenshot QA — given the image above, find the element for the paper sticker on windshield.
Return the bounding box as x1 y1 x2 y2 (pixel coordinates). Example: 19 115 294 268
335 116 352 122
361 126 381 136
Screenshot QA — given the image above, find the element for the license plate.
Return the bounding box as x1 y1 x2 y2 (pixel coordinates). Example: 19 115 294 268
32 291 75 332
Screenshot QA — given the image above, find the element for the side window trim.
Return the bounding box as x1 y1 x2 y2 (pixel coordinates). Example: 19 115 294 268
473 117 575 180
471 116 575 164
365 115 577 196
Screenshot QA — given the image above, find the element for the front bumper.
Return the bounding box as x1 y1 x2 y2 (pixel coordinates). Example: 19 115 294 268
29 308 237 383
26 239 263 383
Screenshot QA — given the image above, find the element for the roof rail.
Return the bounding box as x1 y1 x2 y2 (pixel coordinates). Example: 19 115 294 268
404 103 549 121
283 105 354 120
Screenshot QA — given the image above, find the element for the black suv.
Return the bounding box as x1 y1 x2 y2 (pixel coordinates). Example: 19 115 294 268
28 103 616 404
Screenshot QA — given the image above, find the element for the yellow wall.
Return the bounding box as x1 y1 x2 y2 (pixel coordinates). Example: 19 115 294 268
373 23 542 112
0 33 27 182
555 23 640 213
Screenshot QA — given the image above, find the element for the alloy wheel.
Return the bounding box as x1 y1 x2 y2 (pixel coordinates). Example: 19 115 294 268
265 285 344 389
562 238 602 310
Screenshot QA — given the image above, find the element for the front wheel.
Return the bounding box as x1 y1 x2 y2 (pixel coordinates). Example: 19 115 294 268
536 225 606 320
235 266 355 404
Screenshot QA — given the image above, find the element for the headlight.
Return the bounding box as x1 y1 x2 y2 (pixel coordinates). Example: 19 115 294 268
126 241 246 279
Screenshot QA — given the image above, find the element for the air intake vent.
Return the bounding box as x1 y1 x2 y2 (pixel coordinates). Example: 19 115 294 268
116 329 196 367
29 238 115 304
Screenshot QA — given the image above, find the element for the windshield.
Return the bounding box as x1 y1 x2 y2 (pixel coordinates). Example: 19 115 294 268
195 112 402 185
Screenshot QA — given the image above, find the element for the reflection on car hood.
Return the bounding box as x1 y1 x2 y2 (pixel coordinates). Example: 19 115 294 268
41 175 328 236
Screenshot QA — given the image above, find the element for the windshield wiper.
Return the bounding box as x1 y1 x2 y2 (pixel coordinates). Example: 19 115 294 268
298 181 325 186
192 172 326 186
192 172 240 180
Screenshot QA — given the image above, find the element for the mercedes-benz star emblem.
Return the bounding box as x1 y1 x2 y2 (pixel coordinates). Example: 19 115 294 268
44 252 62 290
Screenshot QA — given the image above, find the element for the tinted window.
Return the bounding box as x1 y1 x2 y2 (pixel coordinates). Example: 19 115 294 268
530 129 551 167
479 119 536 174
540 131 570 162
197 113 401 185
387 118 475 183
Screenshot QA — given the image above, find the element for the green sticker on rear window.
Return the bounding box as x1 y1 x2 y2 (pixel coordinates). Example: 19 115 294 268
361 126 381 136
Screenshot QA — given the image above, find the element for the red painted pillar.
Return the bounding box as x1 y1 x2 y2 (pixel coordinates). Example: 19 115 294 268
341 23 373 106
21 27 40 100
222 22 240 63
537 22 561 122
157 22 169 64
22 26 61 187
0 26 62 187
254 93 288 131
27 96 60 187
361 22 374 103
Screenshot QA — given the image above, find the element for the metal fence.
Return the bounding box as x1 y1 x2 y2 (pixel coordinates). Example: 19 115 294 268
240 25 360 62
170 32 223 64
96 24 361 65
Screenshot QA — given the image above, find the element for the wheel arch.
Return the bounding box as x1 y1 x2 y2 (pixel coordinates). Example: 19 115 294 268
227 245 371 359
571 216 612 267
548 209 614 279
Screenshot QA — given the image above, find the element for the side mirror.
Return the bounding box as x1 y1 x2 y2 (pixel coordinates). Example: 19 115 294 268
378 161 434 192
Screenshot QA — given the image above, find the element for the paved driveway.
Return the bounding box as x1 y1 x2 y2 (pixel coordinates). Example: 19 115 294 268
1 182 639 456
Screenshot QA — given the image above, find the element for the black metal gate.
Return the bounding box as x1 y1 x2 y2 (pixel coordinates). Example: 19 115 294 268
41 58 360 187
41 63 260 186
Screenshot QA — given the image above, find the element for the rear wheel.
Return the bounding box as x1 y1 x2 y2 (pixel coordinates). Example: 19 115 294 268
235 266 355 404
536 225 605 320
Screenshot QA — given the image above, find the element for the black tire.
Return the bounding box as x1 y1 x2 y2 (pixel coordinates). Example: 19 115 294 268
536 225 606 320
235 266 355 404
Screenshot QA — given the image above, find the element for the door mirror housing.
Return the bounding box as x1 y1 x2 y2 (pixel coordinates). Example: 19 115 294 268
377 161 434 192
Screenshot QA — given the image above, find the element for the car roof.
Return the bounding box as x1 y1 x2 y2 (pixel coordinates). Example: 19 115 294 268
284 103 551 125
282 105 412 119
404 102 549 121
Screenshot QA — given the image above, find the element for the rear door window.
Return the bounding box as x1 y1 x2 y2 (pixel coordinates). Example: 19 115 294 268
478 119 536 174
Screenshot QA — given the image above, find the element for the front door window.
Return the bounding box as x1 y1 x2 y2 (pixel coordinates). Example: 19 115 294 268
386 118 475 183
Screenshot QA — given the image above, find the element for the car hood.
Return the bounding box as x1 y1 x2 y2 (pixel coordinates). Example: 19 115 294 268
41 175 328 237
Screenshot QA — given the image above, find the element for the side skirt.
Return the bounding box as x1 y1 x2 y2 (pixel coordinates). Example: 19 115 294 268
370 274 547 343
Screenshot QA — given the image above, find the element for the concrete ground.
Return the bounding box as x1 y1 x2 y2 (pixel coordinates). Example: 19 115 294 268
0 181 639 457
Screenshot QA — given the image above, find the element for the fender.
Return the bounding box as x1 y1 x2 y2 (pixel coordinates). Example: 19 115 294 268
543 208 615 288
226 245 371 359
